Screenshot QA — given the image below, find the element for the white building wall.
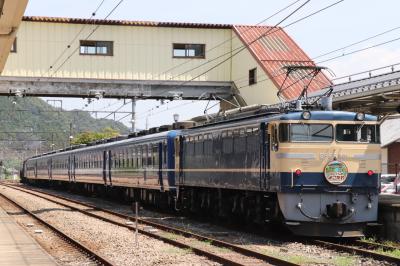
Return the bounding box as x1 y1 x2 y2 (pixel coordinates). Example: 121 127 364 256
3 21 232 82
230 31 280 105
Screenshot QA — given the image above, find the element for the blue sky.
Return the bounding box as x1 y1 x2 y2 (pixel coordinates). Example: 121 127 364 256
24 0 400 129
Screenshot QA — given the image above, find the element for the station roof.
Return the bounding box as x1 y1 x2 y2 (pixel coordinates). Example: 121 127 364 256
233 25 332 100
22 16 232 29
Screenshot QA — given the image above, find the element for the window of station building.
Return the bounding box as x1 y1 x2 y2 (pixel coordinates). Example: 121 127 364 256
10 38 17 53
173 43 205 58
249 68 257 86
80 40 113 56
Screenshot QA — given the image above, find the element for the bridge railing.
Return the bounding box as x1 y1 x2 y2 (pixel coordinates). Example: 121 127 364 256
332 63 400 84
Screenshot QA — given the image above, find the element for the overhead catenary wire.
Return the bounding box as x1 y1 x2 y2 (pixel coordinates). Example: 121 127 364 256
96 0 344 125
49 0 125 78
154 0 344 98
43 0 107 77
313 24 400 60
151 0 303 81
316 35 400 64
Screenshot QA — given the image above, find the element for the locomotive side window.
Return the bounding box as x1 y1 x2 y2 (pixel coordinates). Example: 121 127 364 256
271 124 279 151
336 124 380 143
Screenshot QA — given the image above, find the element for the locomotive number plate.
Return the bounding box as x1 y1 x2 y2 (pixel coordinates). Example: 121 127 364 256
324 160 348 185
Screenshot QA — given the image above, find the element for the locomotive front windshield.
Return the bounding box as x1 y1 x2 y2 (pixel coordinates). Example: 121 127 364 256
336 124 380 143
279 123 380 143
279 124 333 142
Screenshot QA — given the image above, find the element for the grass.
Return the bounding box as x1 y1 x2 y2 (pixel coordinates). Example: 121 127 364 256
160 232 179 241
360 236 400 259
331 255 356 266
375 248 400 259
261 249 327 265
162 247 193 255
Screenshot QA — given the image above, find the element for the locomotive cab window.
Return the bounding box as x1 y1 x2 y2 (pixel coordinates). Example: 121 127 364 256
279 123 333 142
336 124 380 143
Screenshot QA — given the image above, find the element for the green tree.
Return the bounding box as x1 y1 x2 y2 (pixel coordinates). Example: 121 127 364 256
71 127 120 145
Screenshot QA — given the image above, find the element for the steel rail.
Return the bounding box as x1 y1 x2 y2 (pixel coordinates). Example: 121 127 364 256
3 183 298 266
312 240 400 265
353 240 398 252
0 190 115 266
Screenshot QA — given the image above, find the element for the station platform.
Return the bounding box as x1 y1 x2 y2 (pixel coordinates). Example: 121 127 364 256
0 207 57 266
378 194 400 242
379 193 400 206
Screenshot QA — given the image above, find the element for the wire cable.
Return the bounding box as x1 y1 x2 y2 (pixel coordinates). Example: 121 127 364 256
152 0 303 81
50 0 125 78
313 25 400 60
154 0 344 98
317 35 400 64
44 0 107 77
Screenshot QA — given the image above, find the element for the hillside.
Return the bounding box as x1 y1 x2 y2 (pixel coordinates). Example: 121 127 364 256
0 97 129 169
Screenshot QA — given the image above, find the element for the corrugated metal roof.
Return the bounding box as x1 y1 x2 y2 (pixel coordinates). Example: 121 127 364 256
234 25 332 100
22 16 232 29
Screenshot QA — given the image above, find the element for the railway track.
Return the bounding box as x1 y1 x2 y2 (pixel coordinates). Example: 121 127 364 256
0 188 115 266
311 239 400 265
1 183 298 266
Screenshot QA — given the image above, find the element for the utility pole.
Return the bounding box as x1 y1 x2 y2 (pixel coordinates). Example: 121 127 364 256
51 132 54 151
69 123 73 146
131 98 136 132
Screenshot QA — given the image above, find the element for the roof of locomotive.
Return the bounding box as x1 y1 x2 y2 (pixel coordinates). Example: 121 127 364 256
278 111 378 121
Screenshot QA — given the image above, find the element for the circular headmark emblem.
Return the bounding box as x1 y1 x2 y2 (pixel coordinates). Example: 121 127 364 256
324 160 348 185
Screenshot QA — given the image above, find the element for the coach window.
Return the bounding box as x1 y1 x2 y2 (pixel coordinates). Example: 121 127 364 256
122 150 126 168
147 145 151 167
136 146 142 169
132 148 137 169
153 145 158 168
142 146 147 167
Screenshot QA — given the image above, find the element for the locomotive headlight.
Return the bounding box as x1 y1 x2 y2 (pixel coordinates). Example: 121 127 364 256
367 170 374 176
301 111 311 120
355 112 365 121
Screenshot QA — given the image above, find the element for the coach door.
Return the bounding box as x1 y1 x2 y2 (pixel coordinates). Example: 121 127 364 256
261 123 270 190
175 136 184 185
158 142 164 192
72 155 76 182
48 159 52 180
68 156 71 182
103 150 112 186
34 161 38 179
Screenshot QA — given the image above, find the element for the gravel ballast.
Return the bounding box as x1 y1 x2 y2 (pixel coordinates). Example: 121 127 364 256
0 186 218 266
